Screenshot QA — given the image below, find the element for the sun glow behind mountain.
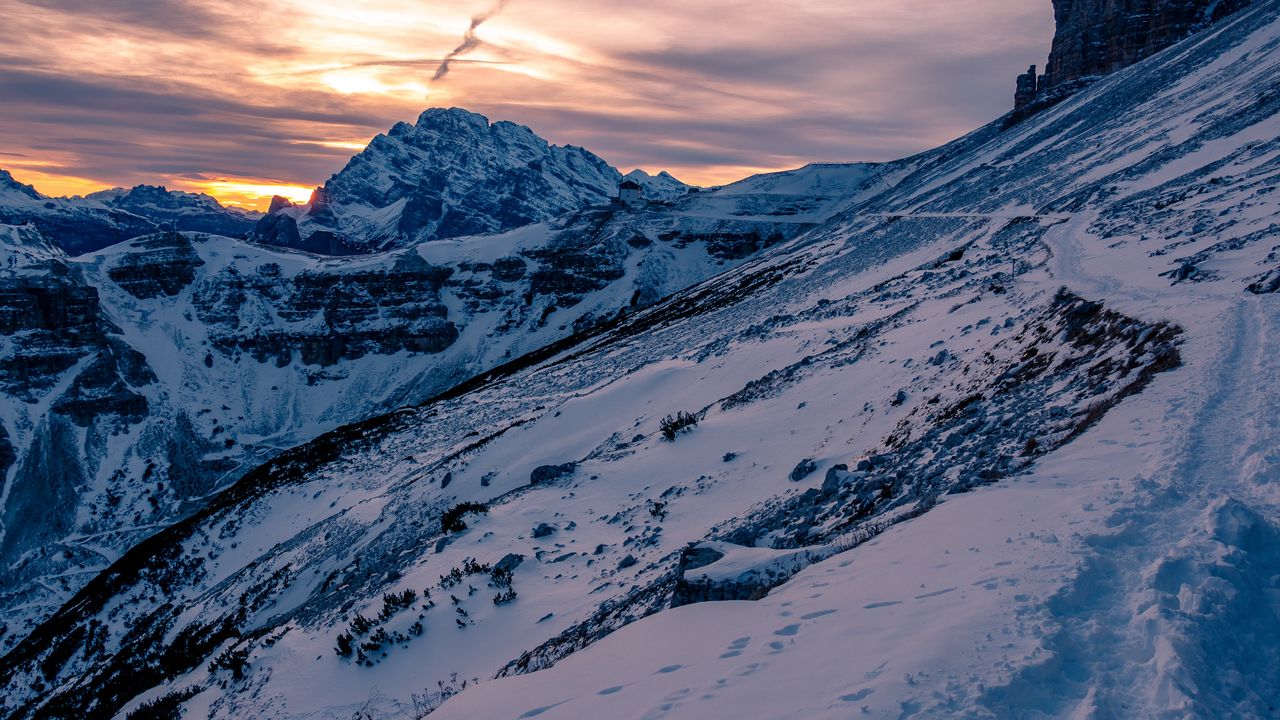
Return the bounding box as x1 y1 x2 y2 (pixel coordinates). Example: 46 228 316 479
191 181 316 208
0 0 1053 210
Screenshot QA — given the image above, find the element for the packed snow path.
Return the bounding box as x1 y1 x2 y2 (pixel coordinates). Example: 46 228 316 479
984 279 1280 717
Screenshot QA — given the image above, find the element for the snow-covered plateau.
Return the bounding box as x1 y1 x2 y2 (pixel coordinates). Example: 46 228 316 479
2 1 1280 719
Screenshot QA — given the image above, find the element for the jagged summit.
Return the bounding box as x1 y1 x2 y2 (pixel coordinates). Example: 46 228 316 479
251 107 689 255
86 184 260 236
0 169 41 200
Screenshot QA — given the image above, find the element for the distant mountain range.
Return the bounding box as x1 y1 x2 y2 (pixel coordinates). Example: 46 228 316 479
0 170 259 254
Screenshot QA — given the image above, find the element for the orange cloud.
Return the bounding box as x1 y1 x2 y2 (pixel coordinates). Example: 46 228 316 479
0 1 1055 209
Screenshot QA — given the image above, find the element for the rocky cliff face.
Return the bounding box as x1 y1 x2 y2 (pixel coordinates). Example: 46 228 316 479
1013 0 1254 112
251 108 689 255
1044 0 1254 88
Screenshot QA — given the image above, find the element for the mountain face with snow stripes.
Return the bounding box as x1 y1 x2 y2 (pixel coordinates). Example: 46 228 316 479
2 2 1277 719
250 108 692 255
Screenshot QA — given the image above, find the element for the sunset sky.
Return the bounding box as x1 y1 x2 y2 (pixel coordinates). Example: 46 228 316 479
0 0 1054 210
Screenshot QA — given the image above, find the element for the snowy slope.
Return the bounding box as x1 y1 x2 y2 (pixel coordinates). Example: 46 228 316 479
673 163 889 225
0 196 811 656
3 3 1280 720
434 5 1280 718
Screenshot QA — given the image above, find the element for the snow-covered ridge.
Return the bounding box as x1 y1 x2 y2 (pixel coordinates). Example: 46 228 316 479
0 171 258 255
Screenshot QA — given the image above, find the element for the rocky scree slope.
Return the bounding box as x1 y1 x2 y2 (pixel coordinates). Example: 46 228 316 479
251 108 691 255
4 2 1279 718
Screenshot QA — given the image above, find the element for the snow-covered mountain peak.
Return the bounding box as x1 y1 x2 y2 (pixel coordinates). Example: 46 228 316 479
0 174 259 253
0 169 42 201
251 108 690 255
624 168 692 201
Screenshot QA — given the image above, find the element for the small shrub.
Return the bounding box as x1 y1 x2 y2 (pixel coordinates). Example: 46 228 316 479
124 687 204 720
348 614 375 636
335 632 354 657
379 589 418 620
441 502 489 533
660 411 699 441
208 646 250 680
490 566 514 589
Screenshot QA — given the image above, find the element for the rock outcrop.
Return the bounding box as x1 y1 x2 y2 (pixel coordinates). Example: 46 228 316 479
1013 0 1254 114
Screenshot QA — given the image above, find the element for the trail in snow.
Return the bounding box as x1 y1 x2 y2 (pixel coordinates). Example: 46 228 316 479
985 218 1280 718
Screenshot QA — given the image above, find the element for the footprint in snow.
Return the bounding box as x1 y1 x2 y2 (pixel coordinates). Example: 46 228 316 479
800 609 837 620
839 689 874 702
767 641 787 652
734 662 766 677
863 600 902 609
518 702 568 718
598 686 624 696
656 664 683 674
642 702 678 719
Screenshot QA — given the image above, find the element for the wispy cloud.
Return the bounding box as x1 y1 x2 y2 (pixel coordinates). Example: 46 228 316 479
432 0 514 82
0 0 1054 208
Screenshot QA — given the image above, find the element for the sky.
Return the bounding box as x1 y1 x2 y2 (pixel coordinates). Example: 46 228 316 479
0 0 1055 210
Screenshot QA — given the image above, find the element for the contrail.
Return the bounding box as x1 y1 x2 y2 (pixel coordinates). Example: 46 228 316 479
432 0 512 83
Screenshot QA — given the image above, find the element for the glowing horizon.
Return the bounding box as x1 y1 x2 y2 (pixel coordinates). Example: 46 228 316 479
0 0 1055 212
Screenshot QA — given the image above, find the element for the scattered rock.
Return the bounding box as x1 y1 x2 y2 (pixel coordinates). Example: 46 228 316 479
531 463 577 486
789 459 818 482
821 464 850 497
495 553 525 574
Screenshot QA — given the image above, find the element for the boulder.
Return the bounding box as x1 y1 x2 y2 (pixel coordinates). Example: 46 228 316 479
789 458 818 482
530 462 576 485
